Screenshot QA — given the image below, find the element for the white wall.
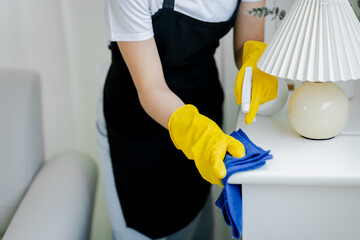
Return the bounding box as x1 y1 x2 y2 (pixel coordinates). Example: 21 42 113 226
0 0 295 239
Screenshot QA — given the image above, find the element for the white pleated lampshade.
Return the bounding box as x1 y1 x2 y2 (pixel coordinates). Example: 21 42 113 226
258 0 360 82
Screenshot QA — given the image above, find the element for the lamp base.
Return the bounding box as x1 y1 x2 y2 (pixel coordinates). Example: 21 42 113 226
301 135 335 141
288 82 350 140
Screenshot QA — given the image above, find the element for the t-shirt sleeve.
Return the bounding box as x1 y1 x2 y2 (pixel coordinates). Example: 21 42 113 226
105 0 154 41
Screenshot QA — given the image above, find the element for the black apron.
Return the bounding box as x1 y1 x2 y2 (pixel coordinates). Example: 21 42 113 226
103 0 240 238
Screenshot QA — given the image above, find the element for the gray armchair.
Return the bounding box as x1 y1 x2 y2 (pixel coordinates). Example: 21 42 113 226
0 69 98 240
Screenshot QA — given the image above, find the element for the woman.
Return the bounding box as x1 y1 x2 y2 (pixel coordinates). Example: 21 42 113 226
96 0 277 239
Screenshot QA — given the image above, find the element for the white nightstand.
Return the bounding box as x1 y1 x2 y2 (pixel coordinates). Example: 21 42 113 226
230 82 360 240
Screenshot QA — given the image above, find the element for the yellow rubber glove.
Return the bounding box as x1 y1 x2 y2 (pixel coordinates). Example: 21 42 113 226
168 105 245 187
235 41 278 125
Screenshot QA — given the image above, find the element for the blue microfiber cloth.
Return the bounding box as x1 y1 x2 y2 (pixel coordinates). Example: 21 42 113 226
215 129 273 239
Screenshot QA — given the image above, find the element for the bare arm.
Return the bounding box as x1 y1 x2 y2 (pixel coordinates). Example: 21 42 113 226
117 39 184 129
234 1 265 69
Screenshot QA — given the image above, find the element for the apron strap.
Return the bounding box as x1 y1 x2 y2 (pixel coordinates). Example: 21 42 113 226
163 0 175 9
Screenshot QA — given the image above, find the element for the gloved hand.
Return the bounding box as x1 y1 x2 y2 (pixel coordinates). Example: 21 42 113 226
168 105 245 187
235 41 278 125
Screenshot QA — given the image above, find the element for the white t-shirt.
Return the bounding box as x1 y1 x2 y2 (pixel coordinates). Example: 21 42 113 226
105 0 263 41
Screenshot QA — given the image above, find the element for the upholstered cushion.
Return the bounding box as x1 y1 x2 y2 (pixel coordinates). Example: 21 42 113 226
0 69 44 235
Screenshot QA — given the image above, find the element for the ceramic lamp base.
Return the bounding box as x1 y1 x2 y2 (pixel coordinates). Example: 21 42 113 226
288 82 350 140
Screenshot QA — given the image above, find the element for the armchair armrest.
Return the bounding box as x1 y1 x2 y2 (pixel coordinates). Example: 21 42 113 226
3 152 98 240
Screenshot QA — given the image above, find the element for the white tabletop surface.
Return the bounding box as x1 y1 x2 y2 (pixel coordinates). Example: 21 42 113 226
228 82 360 187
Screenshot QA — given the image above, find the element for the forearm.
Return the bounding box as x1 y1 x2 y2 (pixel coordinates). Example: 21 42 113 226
234 1 265 69
138 83 184 129
117 39 184 129
234 48 244 70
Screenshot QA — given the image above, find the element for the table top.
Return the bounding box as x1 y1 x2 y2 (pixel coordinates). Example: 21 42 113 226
228 82 360 187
